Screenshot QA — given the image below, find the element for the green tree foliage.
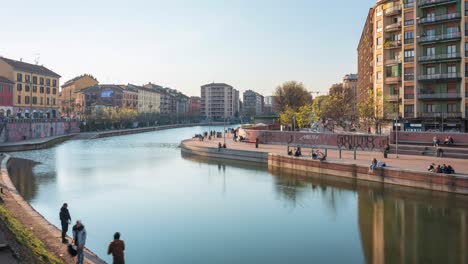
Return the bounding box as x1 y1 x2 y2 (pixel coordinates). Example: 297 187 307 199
274 81 311 112
295 104 314 128
279 106 296 126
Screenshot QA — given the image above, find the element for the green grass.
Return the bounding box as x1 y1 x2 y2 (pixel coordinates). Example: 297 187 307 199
0 205 63 264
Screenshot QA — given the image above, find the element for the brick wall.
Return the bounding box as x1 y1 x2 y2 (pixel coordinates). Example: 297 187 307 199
390 131 468 144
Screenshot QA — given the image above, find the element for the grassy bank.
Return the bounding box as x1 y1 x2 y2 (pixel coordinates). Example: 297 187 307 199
0 205 63 264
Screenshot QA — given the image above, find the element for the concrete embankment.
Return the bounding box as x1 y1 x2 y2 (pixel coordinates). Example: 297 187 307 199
0 154 106 264
180 140 468 195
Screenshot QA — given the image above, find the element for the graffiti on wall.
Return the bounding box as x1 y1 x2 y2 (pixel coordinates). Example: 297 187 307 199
336 134 388 150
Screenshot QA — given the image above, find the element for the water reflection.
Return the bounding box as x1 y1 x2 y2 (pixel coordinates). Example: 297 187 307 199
7 158 38 201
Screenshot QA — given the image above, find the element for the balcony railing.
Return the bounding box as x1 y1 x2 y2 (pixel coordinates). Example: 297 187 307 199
404 73 415 80
418 53 461 62
418 72 462 81
418 0 457 8
386 58 401 65
404 2 414 8
384 40 402 49
386 94 400 101
404 94 415 99
385 76 402 83
385 22 402 32
417 92 461 99
418 13 461 24
419 32 461 43
419 112 462 118
385 5 401 16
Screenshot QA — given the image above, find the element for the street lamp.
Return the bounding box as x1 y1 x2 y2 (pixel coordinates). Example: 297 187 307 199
395 114 399 158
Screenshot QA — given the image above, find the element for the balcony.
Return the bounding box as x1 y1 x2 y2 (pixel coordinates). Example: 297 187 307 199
385 5 401 16
404 94 415 99
384 40 402 49
417 92 462 100
418 32 461 44
385 76 402 84
419 112 462 118
386 94 401 101
418 73 462 81
418 0 457 8
385 58 401 65
385 22 402 32
418 13 461 25
418 53 461 63
404 73 415 81
404 2 414 8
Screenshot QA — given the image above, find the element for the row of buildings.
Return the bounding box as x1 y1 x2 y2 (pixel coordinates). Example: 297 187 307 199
0 56 200 119
358 0 468 132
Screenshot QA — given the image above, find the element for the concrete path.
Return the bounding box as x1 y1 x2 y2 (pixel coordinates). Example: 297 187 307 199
187 136 468 175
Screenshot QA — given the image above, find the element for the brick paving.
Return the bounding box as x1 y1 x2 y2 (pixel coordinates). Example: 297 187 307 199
186 136 468 175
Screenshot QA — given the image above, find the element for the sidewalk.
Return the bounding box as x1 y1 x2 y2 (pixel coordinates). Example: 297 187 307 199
188 137 468 175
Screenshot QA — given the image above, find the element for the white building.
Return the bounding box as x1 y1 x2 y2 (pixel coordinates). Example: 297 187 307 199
201 83 239 120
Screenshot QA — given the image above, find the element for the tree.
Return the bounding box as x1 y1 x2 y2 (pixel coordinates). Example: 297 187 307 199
274 81 311 112
279 106 296 128
357 90 394 133
295 104 314 128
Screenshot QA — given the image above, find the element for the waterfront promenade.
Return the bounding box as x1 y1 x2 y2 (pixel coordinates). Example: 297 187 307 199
185 138 468 175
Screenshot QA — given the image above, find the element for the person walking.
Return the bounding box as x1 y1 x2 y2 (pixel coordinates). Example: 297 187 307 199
108 232 125 264
59 203 71 243
73 220 87 264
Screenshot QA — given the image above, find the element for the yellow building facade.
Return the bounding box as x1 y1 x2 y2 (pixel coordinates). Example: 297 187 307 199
60 74 99 117
0 57 61 118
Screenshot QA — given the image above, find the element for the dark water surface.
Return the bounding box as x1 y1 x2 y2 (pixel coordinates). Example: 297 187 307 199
8 126 468 264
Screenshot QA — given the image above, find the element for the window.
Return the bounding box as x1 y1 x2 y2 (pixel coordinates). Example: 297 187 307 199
46 87 50 94
17 96 21 104
426 67 435 75
448 103 457 112
447 27 458 36
405 0 414 8
25 75 30 83
448 65 457 77
33 86 37 92
447 45 456 55
33 76 37 84
404 31 414 43
377 72 382 80
377 20 383 32
404 11 414 26
466 4 468 16
25 96 30 104
33 97 37 105
46 78 50 86
40 77 44 85
426 47 435 56
46 98 50 105
404 49 414 62
404 105 414 114
25 85 30 92
425 104 436 112
52 80 57 87
53 98 56 105
52 88 57 95
40 98 43 105
16 73 22 82
17 83 22 91
377 54 383 65
377 37 383 46
404 68 414 80
426 29 436 37
40 86 44 93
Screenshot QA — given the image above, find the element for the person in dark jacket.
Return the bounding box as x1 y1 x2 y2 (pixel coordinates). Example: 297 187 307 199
108 232 125 264
59 203 71 243
73 220 87 264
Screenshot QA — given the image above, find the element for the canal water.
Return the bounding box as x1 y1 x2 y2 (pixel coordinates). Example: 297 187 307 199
8 126 468 264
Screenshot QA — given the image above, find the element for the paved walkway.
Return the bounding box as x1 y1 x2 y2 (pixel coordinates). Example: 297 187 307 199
187 136 468 175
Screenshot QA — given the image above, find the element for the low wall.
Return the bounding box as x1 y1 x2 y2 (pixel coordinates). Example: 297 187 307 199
268 154 468 195
180 140 268 163
390 131 468 145
1 121 80 143
245 130 388 150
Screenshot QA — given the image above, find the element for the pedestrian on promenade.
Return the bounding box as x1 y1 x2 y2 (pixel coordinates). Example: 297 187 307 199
255 137 259 148
108 232 125 264
383 143 390 158
73 220 87 264
59 203 71 244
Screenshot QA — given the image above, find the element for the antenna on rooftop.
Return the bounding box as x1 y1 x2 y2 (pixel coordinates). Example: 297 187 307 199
34 53 40 65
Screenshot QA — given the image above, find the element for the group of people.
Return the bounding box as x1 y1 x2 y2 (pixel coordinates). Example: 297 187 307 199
427 163 455 174
432 136 455 147
218 142 227 150
369 158 386 171
60 203 125 264
287 146 326 161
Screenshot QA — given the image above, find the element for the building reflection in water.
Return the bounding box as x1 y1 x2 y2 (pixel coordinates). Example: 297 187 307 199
7 158 38 201
269 166 468 264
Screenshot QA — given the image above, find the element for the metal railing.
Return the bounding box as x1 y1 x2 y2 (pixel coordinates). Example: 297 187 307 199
404 94 415 99
419 32 461 43
419 112 462 118
385 58 401 65
418 72 461 80
385 76 402 83
418 13 461 24
384 40 402 49
404 73 415 80
386 94 400 101
417 92 461 99
404 2 414 8
419 53 461 62
385 5 401 15
385 22 402 32
418 0 457 7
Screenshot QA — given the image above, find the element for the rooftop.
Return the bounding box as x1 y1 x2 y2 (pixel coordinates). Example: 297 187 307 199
0 76 14 84
0 57 61 78
63 74 98 87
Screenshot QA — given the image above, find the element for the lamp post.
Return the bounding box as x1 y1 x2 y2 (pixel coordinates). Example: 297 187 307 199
395 114 399 158
223 116 226 145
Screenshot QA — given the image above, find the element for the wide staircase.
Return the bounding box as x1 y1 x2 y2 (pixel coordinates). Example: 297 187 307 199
390 144 468 159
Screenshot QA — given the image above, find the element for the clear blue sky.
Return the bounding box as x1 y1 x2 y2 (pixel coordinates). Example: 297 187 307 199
1 0 375 97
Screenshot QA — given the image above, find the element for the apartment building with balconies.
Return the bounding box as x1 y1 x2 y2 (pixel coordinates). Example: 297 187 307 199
200 83 239 121
359 0 468 131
